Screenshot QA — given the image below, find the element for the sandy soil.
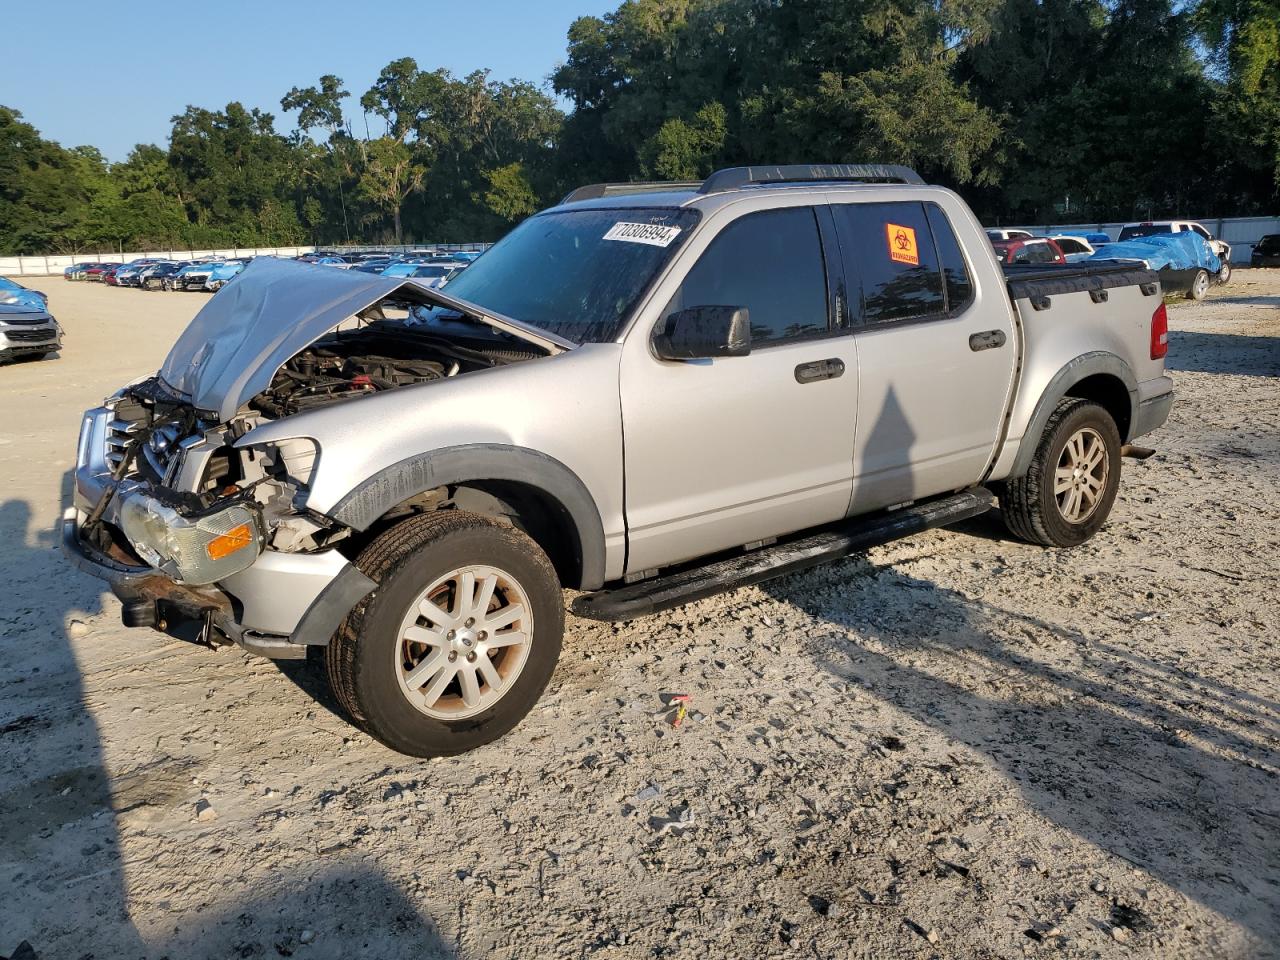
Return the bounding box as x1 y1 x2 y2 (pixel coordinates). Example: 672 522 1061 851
0 272 1276 960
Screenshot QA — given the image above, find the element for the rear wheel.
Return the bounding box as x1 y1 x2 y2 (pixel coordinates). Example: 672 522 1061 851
999 398 1122 547
325 511 564 757
1187 269 1210 300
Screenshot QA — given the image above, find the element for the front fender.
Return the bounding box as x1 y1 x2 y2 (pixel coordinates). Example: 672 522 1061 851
325 444 608 591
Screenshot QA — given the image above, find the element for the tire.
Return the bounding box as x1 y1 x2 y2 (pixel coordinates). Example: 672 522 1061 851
999 398 1122 548
325 511 564 757
1187 269 1210 300
1216 260 1231 285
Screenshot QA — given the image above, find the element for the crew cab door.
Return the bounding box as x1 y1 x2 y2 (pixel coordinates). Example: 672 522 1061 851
829 198 1018 512
619 204 859 573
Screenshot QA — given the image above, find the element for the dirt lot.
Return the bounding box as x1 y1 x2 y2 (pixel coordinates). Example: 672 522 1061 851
1 272 1277 960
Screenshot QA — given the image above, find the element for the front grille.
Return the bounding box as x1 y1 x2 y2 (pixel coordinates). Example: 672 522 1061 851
104 418 143 473
104 418 184 481
3 327 56 342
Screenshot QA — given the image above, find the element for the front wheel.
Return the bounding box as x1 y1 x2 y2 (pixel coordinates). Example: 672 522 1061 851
1187 269 1210 300
999 398 1122 547
326 511 564 757
1216 260 1231 285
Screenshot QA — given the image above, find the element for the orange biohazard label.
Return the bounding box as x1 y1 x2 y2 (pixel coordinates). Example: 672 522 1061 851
886 223 919 266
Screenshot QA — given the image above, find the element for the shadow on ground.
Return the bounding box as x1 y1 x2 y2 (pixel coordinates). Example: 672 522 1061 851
762 556 1279 945
1166 330 1280 376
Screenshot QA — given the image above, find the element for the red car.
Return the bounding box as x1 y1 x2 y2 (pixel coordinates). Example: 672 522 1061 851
102 265 125 286
991 237 1067 266
83 263 117 282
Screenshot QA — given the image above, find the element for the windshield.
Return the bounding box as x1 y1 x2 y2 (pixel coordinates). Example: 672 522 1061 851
412 266 451 279
1256 236 1280 253
441 206 701 343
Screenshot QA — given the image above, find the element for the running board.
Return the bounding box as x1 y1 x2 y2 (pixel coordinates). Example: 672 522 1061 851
572 488 997 621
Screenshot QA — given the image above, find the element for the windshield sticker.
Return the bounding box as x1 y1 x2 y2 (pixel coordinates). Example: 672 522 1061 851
886 223 920 266
603 221 683 247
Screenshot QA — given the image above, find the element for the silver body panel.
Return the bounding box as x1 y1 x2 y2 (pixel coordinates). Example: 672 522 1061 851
68 180 1173 644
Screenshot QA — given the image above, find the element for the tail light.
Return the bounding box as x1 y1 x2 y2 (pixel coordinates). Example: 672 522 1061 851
1150 303 1168 360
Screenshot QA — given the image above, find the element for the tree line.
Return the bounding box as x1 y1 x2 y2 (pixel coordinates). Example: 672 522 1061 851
1 0 1276 256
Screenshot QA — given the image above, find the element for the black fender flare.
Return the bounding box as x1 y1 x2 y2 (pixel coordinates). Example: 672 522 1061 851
325 444 607 591
1009 352 1138 479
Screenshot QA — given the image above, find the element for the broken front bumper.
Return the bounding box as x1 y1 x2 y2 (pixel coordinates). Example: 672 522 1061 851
64 407 375 658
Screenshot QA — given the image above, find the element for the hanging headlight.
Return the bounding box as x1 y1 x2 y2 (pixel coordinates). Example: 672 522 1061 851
118 486 264 585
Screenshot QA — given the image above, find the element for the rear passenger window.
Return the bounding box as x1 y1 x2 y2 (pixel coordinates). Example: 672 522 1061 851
925 204 974 313
832 201 973 324
664 207 828 346
833 201 943 324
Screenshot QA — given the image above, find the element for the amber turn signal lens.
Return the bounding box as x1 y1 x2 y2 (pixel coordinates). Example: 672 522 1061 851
205 523 254 560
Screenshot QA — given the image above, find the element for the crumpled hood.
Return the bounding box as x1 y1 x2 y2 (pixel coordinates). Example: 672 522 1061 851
158 257 568 422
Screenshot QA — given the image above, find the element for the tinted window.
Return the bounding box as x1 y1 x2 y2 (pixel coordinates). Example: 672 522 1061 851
833 201 946 324
1056 238 1086 253
925 204 974 312
663 207 828 346
1191 224 1211 239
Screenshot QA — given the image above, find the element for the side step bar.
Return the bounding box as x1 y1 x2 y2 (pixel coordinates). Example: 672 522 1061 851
572 487 997 622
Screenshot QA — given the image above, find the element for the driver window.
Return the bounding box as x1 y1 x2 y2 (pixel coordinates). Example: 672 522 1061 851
663 207 829 346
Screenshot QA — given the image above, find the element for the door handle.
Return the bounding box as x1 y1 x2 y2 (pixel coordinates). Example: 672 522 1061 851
969 329 1007 352
794 358 846 384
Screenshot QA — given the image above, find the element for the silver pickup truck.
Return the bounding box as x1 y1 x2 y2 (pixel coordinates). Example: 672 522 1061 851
64 164 1174 757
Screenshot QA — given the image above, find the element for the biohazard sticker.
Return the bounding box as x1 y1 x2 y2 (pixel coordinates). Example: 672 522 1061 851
603 221 683 247
886 223 920 266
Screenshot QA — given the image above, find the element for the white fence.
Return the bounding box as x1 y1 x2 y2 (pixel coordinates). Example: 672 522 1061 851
1009 215 1280 256
0 242 492 277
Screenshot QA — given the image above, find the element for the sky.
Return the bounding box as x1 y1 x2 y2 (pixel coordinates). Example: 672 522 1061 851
0 0 618 162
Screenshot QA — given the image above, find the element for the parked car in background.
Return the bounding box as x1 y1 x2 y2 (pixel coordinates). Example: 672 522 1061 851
173 262 218 290
0 300 62 362
64 262 99 280
986 228 1034 242
84 263 116 282
1119 221 1232 282
378 260 434 278
140 262 189 290
205 259 249 291
1048 235 1098 262
991 237 1067 265
1250 234 1280 267
408 262 467 288
352 257 397 274
102 265 126 286
115 260 167 287
0 277 50 310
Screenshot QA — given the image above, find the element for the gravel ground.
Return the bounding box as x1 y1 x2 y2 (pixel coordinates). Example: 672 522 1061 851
1 272 1277 960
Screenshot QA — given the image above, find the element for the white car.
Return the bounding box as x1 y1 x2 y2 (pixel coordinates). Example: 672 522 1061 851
1119 221 1232 282
986 228 1034 242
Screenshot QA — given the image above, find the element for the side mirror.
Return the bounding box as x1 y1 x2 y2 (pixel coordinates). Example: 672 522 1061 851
653 305 751 360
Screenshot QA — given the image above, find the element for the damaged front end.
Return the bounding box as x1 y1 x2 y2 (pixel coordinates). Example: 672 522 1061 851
64 258 563 657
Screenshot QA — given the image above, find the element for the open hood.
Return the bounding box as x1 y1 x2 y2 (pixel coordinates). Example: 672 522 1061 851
158 258 570 422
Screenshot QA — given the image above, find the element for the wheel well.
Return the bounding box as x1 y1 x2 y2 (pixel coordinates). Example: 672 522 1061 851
352 480 584 589
1064 374 1132 440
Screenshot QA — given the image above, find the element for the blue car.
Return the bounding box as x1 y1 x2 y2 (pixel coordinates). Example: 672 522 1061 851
0 277 49 310
378 260 434 278
205 259 249 291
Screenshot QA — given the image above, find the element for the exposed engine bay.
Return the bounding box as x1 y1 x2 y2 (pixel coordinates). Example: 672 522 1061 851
89 313 548 569
249 320 543 418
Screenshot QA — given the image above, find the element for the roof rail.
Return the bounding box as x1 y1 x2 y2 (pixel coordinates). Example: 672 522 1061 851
560 181 703 205
697 164 924 194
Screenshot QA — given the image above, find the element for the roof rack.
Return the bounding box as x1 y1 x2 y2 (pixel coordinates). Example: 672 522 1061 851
698 164 923 193
560 181 703 205
558 164 924 206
